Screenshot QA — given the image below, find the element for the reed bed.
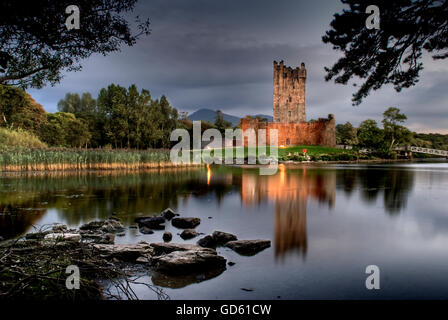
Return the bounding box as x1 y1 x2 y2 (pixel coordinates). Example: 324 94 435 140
0 148 201 172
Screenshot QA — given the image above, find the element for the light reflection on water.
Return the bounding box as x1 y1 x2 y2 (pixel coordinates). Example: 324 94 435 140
1 161 448 299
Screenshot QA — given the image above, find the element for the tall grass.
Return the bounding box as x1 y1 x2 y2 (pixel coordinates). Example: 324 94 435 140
0 148 199 172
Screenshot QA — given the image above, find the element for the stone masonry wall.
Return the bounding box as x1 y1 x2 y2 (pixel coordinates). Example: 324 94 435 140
240 114 336 148
273 60 306 123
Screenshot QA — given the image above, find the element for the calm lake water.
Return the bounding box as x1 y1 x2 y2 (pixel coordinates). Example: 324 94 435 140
1 161 448 299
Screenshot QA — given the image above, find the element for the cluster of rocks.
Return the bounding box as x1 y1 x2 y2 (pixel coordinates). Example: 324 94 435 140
197 231 271 256
135 208 202 243
24 218 125 245
19 208 271 288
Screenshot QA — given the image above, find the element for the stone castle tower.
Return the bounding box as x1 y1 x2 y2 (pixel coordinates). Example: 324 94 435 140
273 60 307 123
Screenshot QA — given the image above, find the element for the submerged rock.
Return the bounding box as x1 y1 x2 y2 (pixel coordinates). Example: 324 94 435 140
151 249 226 275
139 226 154 234
163 232 172 242
136 216 165 230
225 240 271 256
161 208 178 220
171 217 201 229
151 267 226 289
180 229 199 240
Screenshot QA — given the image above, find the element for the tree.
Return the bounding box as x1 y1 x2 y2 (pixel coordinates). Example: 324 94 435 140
323 0 448 105
358 119 385 149
382 107 411 150
0 0 150 88
58 92 97 116
336 122 359 145
0 85 47 134
40 112 91 147
214 110 232 133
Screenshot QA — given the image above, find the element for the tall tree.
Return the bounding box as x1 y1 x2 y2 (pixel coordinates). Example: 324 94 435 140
0 0 150 88
323 0 448 105
382 107 411 150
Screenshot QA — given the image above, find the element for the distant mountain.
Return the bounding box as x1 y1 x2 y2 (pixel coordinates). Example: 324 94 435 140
187 108 273 126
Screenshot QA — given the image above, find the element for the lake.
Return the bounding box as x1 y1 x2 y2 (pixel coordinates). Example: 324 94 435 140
1 160 448 299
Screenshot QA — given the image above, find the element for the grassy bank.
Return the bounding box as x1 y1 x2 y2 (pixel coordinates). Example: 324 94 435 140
0 148 199 172
215 145 367 162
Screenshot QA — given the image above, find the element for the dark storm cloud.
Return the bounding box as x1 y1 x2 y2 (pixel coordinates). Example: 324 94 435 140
29 0 447 133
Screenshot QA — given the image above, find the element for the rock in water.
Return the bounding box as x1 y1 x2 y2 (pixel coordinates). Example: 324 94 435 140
197 231 238 248
161 208 178 220
150 242 214 256
151 250 226 274
80 219 124 233
225 240 271 256
163 232 172 242
171 217 201 229
136 216 166 230
212 231 237 245
139 226 154 234
197 235 216 248
93 243 153 261
101 219 125 233
180 229 199 240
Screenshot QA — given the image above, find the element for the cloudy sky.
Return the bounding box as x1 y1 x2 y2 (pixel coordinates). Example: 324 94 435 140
29 0 448 133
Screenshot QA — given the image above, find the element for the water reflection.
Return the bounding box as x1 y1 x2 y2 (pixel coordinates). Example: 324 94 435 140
0 166 415 252
241 166 336 259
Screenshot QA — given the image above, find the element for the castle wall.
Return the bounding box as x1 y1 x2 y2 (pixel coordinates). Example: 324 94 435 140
240 114 336 148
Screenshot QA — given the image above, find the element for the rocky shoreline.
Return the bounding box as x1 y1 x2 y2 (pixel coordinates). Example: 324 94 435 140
0 208 271 300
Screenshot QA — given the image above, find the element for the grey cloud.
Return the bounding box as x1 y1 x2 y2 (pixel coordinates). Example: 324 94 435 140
28 0 447 133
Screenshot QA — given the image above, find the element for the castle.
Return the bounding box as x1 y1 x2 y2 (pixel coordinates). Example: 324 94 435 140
240 60 336 147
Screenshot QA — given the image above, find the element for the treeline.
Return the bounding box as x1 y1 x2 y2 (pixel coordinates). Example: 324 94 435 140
0 84 179 149
336 107 448 154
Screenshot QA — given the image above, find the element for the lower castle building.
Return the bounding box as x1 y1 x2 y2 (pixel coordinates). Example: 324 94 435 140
240 60 336 147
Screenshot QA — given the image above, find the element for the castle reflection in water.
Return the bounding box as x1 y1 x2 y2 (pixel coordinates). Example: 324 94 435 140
240 165 336 259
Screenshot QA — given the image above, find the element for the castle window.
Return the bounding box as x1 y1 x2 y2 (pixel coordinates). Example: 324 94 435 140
289 97 292 102
288 111 292 117
286 138 290 146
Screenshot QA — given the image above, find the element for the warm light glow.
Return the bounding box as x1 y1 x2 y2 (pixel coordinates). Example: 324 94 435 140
279 145 286 149
207 164 212 185
279 163 286 184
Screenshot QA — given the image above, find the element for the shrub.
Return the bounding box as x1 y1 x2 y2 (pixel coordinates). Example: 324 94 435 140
0 128 47 150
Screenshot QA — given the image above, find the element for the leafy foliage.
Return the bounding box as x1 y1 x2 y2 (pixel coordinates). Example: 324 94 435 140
0 85 47 133
323 0 448 105
0 0 150 88
336 122 359 145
